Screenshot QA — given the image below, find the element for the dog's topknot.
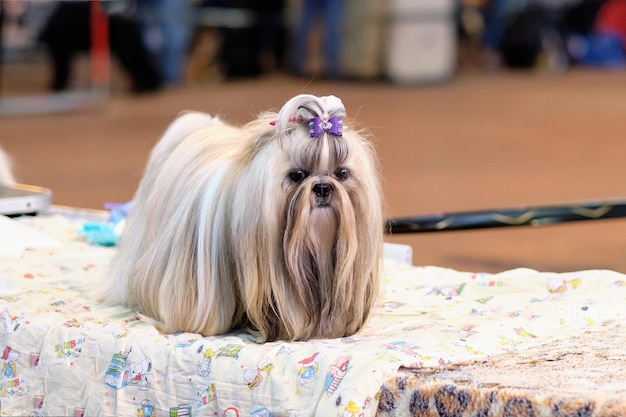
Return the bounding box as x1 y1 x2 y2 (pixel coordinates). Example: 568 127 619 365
274 94 346 138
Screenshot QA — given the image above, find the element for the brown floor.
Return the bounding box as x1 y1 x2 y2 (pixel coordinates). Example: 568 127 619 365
2 65 626 274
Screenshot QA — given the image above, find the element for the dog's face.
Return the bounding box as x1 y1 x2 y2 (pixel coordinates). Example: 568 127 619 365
282 117 366 284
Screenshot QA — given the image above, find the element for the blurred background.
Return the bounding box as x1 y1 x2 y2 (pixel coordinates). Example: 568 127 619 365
1 0 626 273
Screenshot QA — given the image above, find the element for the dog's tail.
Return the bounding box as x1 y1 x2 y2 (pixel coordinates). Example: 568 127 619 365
150 112 223 165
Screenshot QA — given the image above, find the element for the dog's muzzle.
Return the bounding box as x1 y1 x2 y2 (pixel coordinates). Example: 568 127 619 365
313 183 333 206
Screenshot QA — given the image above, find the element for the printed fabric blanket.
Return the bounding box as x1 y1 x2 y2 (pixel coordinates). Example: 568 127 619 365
1 214 626 417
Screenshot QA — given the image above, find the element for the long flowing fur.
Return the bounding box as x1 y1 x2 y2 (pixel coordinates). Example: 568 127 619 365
103 94 383 342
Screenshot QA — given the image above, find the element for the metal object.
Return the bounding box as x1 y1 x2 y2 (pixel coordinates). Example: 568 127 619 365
385 199 626 234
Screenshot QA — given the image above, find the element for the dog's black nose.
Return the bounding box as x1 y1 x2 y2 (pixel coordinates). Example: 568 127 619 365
313 183 332 198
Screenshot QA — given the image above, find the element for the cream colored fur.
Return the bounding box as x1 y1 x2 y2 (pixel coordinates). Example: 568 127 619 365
103 94 383 342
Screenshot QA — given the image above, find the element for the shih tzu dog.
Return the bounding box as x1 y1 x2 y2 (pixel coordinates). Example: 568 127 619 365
103 94 383 342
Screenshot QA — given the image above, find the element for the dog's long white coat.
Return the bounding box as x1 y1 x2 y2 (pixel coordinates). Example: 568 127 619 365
104 94 384 341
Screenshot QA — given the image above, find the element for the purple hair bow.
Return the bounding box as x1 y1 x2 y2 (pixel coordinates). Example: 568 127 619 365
308 116 343 138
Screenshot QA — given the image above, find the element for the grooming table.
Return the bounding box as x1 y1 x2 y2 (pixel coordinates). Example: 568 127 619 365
1 206 626 416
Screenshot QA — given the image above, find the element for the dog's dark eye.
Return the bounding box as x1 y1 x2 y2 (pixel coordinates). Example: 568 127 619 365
289 169 308 183
334 168 349 181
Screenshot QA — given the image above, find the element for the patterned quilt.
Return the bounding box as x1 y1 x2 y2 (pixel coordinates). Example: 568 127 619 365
1 214 625 417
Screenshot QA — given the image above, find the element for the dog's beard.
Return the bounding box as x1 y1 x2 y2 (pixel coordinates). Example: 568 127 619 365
284 181 344 335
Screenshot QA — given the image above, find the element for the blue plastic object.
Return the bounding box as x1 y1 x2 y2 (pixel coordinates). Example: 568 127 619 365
78 201 132 246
